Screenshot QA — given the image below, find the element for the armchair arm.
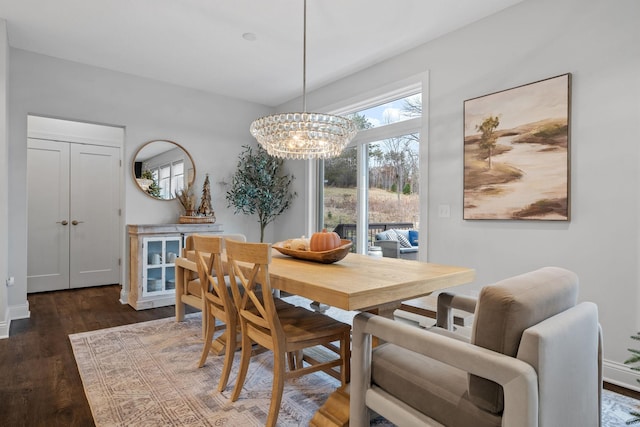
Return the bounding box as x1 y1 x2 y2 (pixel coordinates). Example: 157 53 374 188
351 312 538 427
436 292 477 330
374 240 400 258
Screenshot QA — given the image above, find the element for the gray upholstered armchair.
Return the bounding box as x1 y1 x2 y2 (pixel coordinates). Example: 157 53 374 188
374 228 419 260
350 267 602 427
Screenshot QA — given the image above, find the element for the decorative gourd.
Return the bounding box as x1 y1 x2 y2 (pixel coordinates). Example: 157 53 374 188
283 237 310 251
310 229 341 252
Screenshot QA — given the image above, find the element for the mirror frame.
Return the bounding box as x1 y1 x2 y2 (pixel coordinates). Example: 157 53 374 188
132 139 196 201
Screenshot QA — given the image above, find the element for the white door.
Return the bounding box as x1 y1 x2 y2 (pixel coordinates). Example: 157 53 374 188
69 144 120 288
27 139 70 292
27 139 121 292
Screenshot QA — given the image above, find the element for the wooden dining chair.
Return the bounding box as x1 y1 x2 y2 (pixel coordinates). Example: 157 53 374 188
225 239 351 427
192 234 239 392
176 233 247 339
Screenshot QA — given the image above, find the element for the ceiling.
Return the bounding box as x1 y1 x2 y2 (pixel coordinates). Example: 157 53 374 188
0 0 523 107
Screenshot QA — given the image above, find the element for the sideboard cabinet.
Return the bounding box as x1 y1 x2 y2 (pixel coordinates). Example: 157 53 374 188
128 223 223 310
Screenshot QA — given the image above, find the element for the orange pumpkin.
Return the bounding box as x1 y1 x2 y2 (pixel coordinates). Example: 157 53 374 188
310 229 341 252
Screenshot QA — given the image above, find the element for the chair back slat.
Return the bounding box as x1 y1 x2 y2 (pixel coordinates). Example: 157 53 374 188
225 239 284 349
192 235 231 314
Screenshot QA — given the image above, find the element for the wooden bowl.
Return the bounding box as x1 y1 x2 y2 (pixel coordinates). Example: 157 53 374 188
273 239 353 264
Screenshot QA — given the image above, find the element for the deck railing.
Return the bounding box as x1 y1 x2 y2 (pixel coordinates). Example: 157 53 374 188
332 222 414 251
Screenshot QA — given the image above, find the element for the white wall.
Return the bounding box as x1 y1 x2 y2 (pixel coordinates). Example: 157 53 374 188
7 49 273 321
0 19 9 338
277 0 640 389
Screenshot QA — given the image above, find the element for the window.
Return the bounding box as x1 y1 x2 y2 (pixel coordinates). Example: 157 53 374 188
158 164 171 199
151 159 184 199
171 160 185 196
320 91 422 253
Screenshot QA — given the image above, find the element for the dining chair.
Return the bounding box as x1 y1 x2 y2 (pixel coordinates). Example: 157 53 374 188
176 233 247 338
194 234 298 392
225 239 352 427
192 234 238 392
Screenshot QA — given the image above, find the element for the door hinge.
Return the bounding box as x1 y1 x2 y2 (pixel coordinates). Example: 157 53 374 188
118 209 122 216
119 160 122 167
118 258 121 266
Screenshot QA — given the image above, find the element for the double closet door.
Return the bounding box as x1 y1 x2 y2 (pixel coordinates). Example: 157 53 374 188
27 138 121 292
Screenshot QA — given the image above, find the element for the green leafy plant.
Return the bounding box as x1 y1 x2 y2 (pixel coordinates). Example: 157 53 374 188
624 333 640 424
226 145 296 242
141 170 161 198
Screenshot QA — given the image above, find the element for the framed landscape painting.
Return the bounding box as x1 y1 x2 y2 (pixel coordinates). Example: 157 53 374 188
463 73 571 220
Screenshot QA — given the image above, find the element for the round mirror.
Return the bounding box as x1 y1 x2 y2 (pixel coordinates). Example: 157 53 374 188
132 140 195 200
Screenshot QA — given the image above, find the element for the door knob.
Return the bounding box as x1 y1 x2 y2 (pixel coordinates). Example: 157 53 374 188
71 220 84 226
56 220 69 226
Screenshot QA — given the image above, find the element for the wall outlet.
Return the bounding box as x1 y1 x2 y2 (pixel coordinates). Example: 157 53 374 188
6 276 14 287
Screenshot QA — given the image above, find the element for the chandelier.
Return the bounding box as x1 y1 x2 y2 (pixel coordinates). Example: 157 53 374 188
250 0 357 160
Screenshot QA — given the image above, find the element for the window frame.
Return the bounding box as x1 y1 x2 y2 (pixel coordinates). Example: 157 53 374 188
316 82 424 254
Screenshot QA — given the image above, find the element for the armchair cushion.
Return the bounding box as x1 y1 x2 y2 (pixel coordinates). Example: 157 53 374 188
375 230 394 241
395 231 412 248
408 229 419 246
469 267 579 413
372 343 501 427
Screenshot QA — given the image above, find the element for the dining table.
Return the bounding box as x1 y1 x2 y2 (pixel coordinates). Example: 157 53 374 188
174 248 475 426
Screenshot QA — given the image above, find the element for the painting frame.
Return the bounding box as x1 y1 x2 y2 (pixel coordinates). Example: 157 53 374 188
463 73 571 221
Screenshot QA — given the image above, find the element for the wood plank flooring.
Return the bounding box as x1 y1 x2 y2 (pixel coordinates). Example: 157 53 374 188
0 285 196 427
0 285 637 426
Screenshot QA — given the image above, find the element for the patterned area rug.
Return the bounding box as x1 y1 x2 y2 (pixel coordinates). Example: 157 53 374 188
70 302 639 426
70 313 350 426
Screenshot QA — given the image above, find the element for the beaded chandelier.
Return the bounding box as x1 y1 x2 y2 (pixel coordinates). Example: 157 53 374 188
250 0 357 160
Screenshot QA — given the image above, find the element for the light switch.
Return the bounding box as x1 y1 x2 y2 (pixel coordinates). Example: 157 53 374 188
438 204 451 218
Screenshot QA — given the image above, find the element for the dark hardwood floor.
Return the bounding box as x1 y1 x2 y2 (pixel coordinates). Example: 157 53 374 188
0 285 637 426
0 285 197 427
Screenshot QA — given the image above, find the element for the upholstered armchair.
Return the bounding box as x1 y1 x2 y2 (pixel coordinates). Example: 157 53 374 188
374 229 419 260
350 267 602 427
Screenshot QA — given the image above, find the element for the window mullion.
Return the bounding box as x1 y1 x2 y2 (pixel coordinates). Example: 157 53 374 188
349 117 421 147
356 143 369 254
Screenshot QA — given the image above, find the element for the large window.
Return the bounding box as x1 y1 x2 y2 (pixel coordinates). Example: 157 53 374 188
320 91 422 253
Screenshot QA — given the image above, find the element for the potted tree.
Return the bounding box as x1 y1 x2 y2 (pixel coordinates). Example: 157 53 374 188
226 145 296 242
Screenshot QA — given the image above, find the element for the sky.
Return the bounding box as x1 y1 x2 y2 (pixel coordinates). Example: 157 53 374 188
357 93 421 128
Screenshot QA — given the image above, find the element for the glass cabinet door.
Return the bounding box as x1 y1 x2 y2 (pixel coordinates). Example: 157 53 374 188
142 236 181 296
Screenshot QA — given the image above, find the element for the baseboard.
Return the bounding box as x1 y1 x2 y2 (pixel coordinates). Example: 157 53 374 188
9 301 30 321
604 359 640 392
0 309 9 339
0 302 30 339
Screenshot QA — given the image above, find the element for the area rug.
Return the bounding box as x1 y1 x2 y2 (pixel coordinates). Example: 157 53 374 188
70 304 639 426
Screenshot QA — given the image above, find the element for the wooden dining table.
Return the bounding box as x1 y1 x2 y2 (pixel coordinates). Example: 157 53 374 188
174 249 475 426
176 249 474 316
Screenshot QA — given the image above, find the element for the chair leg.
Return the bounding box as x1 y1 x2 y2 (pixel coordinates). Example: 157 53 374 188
266 349 286 427
231 323 253 402
218 315 236 392
341 332 351 385
198 309 215 368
